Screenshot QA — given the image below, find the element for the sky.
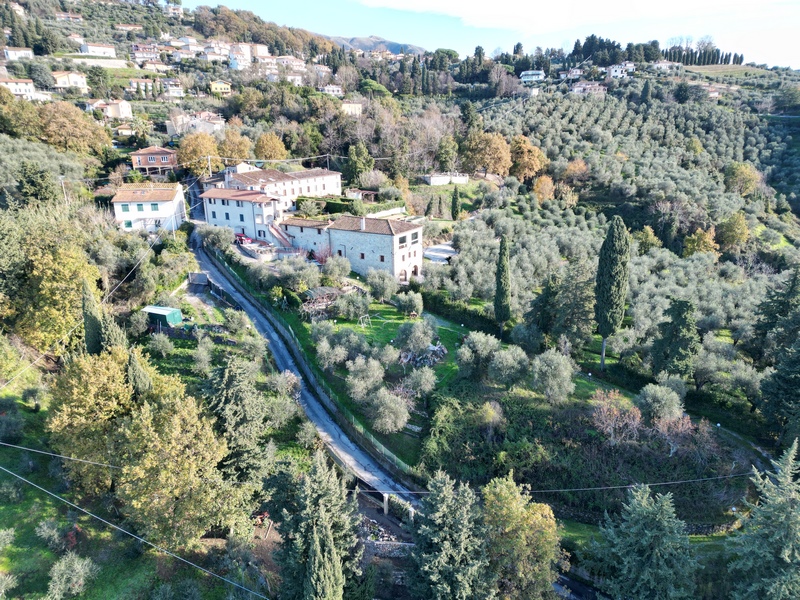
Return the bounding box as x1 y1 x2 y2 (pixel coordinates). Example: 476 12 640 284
183 0 800 69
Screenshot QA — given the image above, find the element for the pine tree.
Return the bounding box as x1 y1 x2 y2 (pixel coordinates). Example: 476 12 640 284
595 216 631 370
494 235 512 337
411 471 494 600
276 452 361 600
760 340 800 440
451 185 460 220
82 279 103 356
651 299 700 377
593 485 697 600
727 439 800 600
552 259 596 352
754 268 800 361
101 312 127 350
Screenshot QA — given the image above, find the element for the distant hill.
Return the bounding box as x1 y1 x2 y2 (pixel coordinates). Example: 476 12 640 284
323 35 426 55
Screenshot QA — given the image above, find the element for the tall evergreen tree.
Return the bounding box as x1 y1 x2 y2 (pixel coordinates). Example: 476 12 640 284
727 439 800 600
411 471 494 600
651 299 700 377
451 185 460 220
595 216 631 370
494 235 512 337
276 452 361 600
760 340 800 440
552 259 596 352
101 312 127 351
592 485 697 600
206 357 271 482
302 514 346 600
127 348 152 399
754 268 800 361
81 279 103 356
640 80 652 104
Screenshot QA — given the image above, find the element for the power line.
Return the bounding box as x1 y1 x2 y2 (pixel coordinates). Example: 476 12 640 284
0 464 270 599
0 442 121 469
2 441 759 496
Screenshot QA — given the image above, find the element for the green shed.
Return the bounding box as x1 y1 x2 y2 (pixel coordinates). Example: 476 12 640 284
142 305 183 328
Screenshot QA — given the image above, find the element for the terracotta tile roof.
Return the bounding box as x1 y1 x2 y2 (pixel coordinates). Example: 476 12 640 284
111 183 181 203
0 78 32 83
281 218 329 229
328 215 421 236
200 189 274 202
130 146 177 156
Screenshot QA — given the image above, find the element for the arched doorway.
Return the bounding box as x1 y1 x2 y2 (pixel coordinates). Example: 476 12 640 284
411 265 419 277
399 269 407 282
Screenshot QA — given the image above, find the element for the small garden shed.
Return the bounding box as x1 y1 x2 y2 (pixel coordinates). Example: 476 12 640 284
142 305 183 328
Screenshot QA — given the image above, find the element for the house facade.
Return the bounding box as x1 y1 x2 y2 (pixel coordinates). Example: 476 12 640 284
111 183 186 233
104 99 132 119
131 146 178 175
3 47 33 61
341 102 363 117
52 71 89 94
55 12 82 22
0 78 36 99
200 188 285 241
202 164 342 210
520 70 545 84
318 84 343 97
209 80 232 96
80 43 116 58
281 216 423 280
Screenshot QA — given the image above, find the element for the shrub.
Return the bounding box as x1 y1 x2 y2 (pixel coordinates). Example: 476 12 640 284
265 370 301 399
193 336 213 376
333 292 371 320
0 398 23 443
0 573 18 599
655 372 688 401
530 350 576 404
197 224 235 249
297 421 318 449
224 308 250 335
128 310 149 337
148 333 174 358
273 256 321 292
35 519 66 553
488 345 530 389
322 255 351 284
635 384 683 425
310 320 335 343
371 388 409 433
456 331 501 379
395 319 435 355
377 186 402 202
317 338 348 372
47 552 99 600
367 269 398 302
284 290 302 309
346 356 385 402
402 367 437 398
395 291 423 315
0 528 14 552
331 329 371 360
0 481 23 504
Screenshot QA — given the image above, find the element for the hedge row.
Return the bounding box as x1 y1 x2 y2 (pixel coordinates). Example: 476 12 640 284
321 198 406 215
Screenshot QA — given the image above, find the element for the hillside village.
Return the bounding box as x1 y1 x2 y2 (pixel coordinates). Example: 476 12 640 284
0 0 800 599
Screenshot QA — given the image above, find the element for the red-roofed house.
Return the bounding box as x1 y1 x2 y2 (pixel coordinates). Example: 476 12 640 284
131 146 178 175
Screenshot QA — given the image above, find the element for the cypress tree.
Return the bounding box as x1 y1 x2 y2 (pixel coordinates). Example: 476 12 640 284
303 515 345 600
276 452 361 600
727 439 800 600
640 80 651 104
127 349 152 399
82 279 103 356
451 185 460 220
494 235 512 337
101 312 127 351
651 299 700 377
595 216 631 370
760 340 800 440
754 268 800 360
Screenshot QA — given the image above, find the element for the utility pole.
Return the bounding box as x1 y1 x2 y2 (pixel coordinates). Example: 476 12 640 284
59 176 68 206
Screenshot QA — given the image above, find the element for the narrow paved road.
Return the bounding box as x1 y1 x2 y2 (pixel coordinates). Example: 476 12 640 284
192 242 417 506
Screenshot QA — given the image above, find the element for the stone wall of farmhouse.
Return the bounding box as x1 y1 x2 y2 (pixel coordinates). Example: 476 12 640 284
328 229 395 277
284 224 329 253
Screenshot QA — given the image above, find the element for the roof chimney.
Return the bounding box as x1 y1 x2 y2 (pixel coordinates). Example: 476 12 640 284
360 216 366 231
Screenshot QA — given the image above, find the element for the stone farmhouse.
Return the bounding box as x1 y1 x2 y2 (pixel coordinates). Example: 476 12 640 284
111 183 186 233
281 216 423 280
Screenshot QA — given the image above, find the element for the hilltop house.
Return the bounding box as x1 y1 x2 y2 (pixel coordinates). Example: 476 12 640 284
0 78 50 101
52 71 89 94
209 80 232 96
281 216 423 280
111 183 185 233
520 70 545 84
318 84 343 97
163 4 183 17
3 47 33 61
275 55 306 71
571 81 606 96
131 146 178 175
55 12 82 22
341 102 363 117
80 42 116 58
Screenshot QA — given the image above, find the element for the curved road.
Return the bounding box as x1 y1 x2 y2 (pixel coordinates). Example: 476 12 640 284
192 243 417 506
